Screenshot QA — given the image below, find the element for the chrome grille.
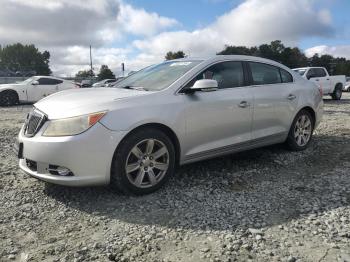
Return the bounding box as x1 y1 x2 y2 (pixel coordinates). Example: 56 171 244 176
24 109 47 137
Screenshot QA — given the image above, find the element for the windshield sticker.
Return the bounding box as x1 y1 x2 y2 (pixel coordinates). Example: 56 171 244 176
170 62 192 67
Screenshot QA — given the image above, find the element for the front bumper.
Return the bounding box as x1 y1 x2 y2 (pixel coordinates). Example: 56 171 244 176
17 122 126 186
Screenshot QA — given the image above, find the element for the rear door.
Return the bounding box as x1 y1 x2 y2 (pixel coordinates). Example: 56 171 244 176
182 61 253 160
248 62 298 142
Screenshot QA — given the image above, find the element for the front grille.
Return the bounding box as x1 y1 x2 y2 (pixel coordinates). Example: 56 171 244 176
24 109 47 137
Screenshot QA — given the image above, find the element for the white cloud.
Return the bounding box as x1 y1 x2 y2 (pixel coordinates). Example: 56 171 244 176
0 0 337 76
0 0 179 47
118 4 179 36
305 45 350 59
134 0 334 60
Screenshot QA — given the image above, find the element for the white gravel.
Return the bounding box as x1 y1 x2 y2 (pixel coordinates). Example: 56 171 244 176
1 94 350 262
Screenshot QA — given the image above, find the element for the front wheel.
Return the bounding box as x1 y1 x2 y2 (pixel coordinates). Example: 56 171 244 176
110 128 175 195
286 110 314 151
331 85 342 100
0 91 19 106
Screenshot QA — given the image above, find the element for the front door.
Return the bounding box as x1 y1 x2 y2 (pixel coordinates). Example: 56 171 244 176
182 61 253 160
27 77 57 102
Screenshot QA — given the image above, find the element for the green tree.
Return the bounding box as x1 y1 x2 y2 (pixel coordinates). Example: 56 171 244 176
97 65 115 80
165 51 186 60
75 69 95 78
0 43 51 75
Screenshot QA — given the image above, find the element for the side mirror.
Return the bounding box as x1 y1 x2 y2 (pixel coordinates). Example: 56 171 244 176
191 79 218 91
31 80 39 85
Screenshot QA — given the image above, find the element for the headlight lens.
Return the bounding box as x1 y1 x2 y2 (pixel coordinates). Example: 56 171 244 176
42 112 106 137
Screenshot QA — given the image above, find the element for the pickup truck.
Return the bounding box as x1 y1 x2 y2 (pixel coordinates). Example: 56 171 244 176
0 76 78 106
293 67 346 100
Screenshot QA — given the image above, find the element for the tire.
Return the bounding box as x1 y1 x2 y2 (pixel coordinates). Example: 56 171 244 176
110 128 176 195
0 90 19 106
286 109 314 151
331 85 342 100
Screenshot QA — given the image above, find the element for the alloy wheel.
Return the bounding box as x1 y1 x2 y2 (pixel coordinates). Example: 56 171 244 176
125 139 169 189
294 114 312 147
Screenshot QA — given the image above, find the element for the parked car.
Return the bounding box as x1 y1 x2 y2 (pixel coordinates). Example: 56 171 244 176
92 79 116 87
344 77 350 92
105 77 125 87
80 79 93 88
0 76 78 106
0 68 16 77
293 67 346 100
16 56 323 195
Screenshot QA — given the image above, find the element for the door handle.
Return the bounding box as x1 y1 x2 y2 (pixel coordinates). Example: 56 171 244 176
287 94 296 100
238 101 250 108
315 79 319 81
326 79 330 80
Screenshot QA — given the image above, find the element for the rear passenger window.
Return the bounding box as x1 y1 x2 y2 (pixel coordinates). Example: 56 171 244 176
249 62 282 85
185 61 244 89
280 69 293 83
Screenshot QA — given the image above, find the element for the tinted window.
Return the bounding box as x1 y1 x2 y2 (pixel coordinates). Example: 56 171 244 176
280 69 293 83
249 62 281 85
314 68 327 77
185 61 244 89
38 78 62 85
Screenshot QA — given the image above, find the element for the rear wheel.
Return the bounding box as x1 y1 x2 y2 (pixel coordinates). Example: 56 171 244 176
110 128 175 195
331 85 342 100
0 90 19 106
286 110 314 151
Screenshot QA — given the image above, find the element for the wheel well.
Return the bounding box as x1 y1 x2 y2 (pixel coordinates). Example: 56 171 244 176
117 123 181 165
0 89 19 100
335 83 343 89
300 106 316 126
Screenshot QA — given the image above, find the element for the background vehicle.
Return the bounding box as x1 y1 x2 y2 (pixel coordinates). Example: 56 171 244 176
344 77 350 92
0 76 78 106
79 79 93 88
293 67 346 100
17 56 323 195
92 79 116 87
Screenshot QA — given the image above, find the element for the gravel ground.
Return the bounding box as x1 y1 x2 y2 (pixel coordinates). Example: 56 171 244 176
0 94 350 262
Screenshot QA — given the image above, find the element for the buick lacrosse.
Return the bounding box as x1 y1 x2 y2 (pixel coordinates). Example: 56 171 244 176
16 56 323 194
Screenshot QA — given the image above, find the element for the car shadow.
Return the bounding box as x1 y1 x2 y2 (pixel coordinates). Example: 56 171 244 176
44 133 350 231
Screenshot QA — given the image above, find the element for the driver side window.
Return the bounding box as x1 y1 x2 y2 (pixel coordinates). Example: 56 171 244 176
185 61 244 89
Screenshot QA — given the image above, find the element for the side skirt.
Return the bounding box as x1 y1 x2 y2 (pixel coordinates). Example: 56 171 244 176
181 132 287 165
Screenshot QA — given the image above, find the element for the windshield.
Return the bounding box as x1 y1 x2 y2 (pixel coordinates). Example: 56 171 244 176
18 77 36 84
293 69 306 76
114 60 202 91
346 77 350 82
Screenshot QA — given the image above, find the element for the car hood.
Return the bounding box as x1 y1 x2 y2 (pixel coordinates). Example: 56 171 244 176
35 88 151 119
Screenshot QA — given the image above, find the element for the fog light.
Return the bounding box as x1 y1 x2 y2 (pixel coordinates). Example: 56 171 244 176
48 165 73 176
56 167 71 176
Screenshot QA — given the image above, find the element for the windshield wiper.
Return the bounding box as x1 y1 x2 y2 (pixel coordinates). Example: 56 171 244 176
119 85 148 91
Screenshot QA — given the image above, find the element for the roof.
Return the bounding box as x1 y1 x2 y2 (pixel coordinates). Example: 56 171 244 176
173 55 292 70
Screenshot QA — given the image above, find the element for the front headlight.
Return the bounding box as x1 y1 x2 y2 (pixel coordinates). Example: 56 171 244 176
42 111 106 137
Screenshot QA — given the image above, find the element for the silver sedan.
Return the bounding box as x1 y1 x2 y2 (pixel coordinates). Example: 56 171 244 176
16 55 323 194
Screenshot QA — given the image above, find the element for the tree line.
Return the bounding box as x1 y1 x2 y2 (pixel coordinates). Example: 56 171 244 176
1 41 349 78
166 40 350 76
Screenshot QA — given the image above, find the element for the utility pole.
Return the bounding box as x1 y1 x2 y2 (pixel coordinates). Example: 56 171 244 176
89 45 93 78
121 63 125 77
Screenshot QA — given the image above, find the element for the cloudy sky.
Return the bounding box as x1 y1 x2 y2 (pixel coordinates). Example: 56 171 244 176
0 0 349 76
